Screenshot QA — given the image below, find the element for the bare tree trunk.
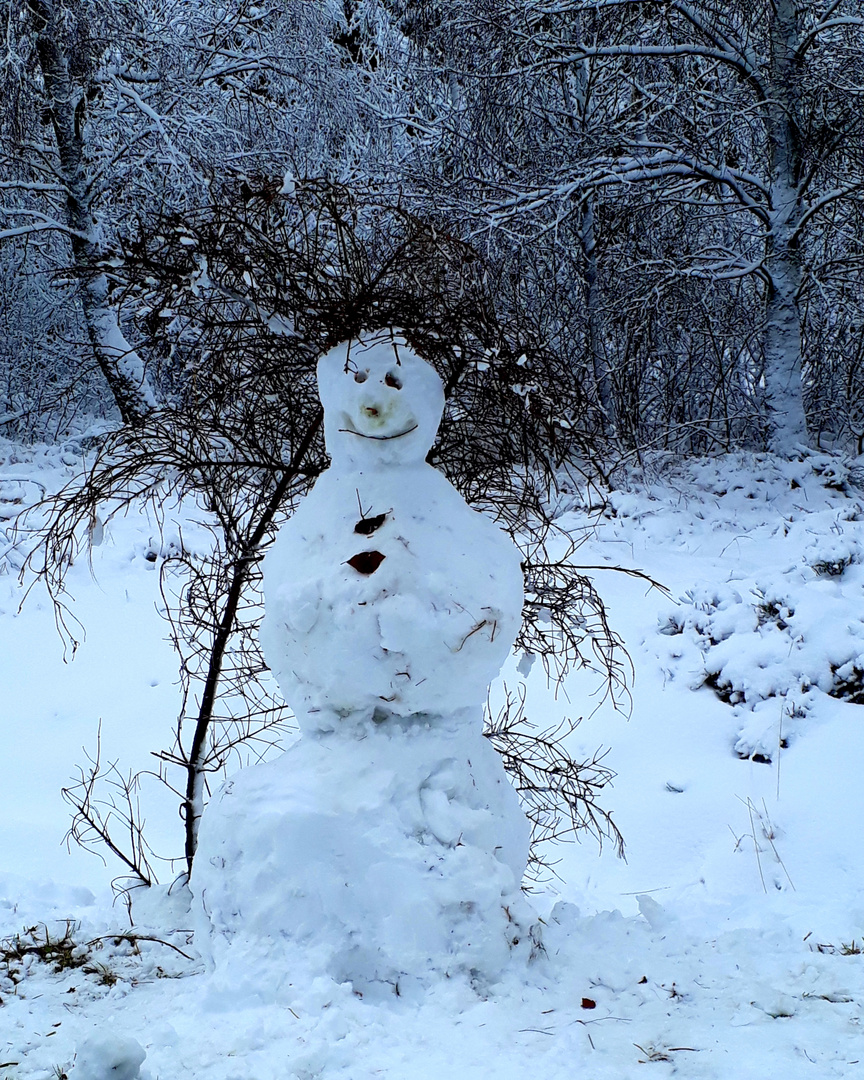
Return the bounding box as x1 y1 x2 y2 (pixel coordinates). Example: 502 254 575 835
29 0 156 425
182 409 323 878
564 23 618 438
763 0 809 454
580 199 617 435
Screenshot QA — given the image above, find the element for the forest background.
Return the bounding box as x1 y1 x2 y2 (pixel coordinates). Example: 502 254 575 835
1 0 863 886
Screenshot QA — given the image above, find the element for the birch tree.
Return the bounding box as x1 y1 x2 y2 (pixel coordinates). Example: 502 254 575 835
4 0 157 423
546 1 861 453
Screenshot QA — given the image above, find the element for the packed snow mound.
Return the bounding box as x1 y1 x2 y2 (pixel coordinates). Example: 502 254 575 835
194 717 537 998
260 463 523 731
317 330 445 468
71 1034 147 1080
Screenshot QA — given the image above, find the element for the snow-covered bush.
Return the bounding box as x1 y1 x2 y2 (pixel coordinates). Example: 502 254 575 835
650 453 864 760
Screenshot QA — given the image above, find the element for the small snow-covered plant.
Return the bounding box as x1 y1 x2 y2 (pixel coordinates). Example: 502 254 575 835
808 538 859 578
0 921 89 980
658 537 864 761
0 922 117 999
752 589 794 630
830 661 864 706
0 921 191 1004
810 555 854 578
810 459 859 494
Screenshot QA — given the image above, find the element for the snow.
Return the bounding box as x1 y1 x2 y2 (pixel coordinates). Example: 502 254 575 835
193 721 536 999
70 1034 146 1080
2 441 864 1078
317 330 447 469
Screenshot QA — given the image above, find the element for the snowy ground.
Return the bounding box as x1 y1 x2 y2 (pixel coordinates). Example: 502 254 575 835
2 440 863 1078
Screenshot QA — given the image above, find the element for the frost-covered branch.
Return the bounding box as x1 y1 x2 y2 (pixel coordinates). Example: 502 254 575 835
0 180 66 192
796 15 864 60
793 182 864 241
489 149 770 225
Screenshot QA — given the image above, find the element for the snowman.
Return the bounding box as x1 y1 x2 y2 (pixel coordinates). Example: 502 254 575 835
193 330 538 998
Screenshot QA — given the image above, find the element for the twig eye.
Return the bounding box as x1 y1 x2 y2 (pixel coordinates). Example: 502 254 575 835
385 371 402 389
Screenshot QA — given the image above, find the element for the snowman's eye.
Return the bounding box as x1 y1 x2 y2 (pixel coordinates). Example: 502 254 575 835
354 370 368 383
385 371 402 389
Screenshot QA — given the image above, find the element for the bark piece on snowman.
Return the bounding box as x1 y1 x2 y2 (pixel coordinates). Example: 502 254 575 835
347 550 386 574
354 511 388 535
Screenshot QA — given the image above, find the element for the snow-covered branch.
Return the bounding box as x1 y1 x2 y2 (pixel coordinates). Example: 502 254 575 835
794 182 864 240
0 219 88 242
530 44 765 97
796 16 864 60
0 181 66 193
489 149 770 225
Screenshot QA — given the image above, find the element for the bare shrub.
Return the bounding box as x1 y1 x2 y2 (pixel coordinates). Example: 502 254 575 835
485 686 624 884
25 180 627 888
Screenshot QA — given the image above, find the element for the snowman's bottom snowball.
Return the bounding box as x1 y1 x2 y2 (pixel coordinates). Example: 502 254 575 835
192 714 540 997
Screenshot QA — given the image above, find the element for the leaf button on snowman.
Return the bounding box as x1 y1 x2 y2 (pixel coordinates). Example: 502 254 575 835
260 329 525 734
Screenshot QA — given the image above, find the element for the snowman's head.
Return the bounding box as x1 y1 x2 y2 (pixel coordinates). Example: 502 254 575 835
317 331 445 467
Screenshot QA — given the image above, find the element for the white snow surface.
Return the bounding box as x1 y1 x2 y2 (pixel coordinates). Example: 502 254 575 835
70 1033 146 1080
2 442 864 1078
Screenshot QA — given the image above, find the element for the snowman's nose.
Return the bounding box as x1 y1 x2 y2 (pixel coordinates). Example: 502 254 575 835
362 405 380 417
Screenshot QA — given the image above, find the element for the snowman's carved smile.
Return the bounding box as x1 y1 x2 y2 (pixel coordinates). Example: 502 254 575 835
338 418 419 441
